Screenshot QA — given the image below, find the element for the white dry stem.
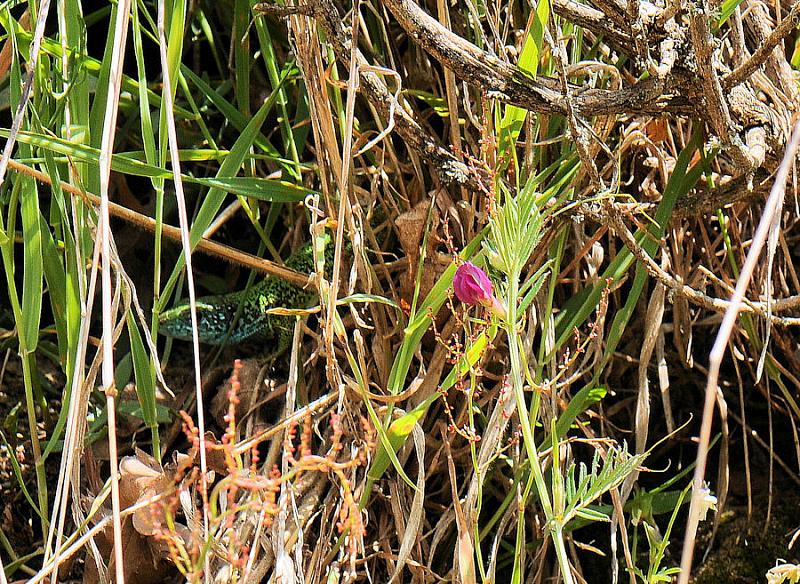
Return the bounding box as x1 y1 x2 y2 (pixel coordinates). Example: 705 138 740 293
29 489 170 584
323 0 361 399
621 279 665 506
46 211 171 582
677 118 800 583
756 162 785 381
636 281 665 454
45 222 102 583
77 248 129 581
96 0 132 579
353 64 400 158
45 0 102 566
656 328 675 433
271 320 303 582
463 378 516 522
445 430 476 584
0 0 51 185
156 0 211 579
241 324 305 583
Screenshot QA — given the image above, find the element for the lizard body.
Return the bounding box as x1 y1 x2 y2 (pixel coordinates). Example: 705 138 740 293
158 235 331 346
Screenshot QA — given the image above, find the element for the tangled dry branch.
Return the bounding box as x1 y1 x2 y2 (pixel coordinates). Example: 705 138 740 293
295 0 797 214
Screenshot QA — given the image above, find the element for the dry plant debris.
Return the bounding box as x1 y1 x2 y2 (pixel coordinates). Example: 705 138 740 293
1 0 800 583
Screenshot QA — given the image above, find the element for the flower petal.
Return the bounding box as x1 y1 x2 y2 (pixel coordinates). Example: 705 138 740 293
454 262 494 306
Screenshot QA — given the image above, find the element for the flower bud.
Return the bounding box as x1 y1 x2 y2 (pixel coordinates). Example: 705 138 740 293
453 262 506 318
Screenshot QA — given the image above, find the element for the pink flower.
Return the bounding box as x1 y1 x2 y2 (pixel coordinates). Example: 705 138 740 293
454 262 506 318
454 262 493 305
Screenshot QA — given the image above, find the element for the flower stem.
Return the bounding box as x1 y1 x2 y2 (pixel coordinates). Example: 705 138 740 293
505 274 551 518
552 524 575 584
505 273 573 583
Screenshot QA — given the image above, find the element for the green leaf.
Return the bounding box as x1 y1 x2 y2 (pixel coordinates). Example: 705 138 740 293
574 507 610 523
181 65 287 161
2 131 309 202
386 230 486 395
191 176 310 202
39 216 67 362
114 352 133 391
518 260 552 315
440 324 498 393
19 174 42 353
362 392 438 506
185 97 276 248
406 90 450 117
127 314 158 441
496 0 549 165
364 321 499 498
552 385 606 439
716 0 746 27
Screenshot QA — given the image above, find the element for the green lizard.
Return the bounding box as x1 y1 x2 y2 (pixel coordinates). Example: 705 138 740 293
158 233 335 346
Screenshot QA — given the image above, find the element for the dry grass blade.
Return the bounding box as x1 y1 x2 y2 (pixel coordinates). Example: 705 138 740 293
96 0 133 579
631 279 665 477
678 117 800 584
156 0 211 576
387 422 425 583
44 222 103 582
5 0 800 581
0 0 50 185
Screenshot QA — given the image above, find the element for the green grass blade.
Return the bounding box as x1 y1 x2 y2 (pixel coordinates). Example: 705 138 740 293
39 215 68 362
19 175 43 353
496 0 549 166
716 0 746 27
234 0 250 115
362 392 438 504
1 27 195 121
387 230 486 395
365 314 499 495
181 65 286 160
440 325 498 393
342 346 418 491
2 132 309 201
190 176 312 202
0 431 44 520
554 133 707 350
131 0 157 170
155 95 276 311
552 385 606 440
127 313 160 455
251 7 303 177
